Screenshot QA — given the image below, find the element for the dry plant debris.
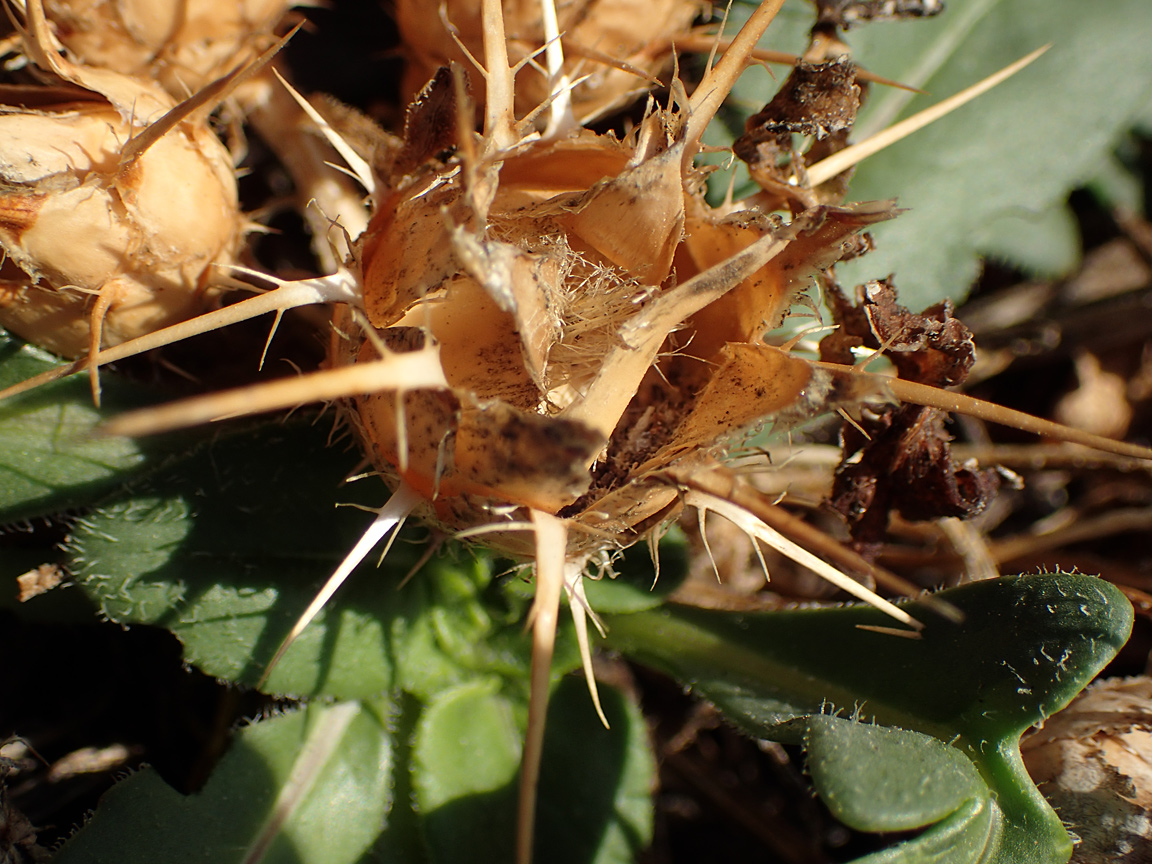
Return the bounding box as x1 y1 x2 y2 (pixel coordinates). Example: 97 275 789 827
1023 676 1152 863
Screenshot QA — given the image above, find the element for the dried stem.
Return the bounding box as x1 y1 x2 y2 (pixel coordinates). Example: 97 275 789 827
989 507 1152 565
833 364 1152 462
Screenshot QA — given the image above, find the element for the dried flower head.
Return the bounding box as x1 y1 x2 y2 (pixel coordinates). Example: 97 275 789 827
0 0 253 397
395 0 703 125
36 0 293 97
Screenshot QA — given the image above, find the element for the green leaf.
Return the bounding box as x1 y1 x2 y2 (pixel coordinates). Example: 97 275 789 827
58 678 653 864
413 676 654 864
605 573 1133 863
0 330 174 523
1135 93 1152 135
804 716 999 864
719 0 1152 307
972 204 1081 279
412 680 524 862
54 699 396 864
806 715 983 832
67 417 573 701
535 676 655 864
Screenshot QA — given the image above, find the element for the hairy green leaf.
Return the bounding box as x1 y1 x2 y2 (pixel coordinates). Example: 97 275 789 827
67 418 577 700
605 573 1133 863
805 716 999 864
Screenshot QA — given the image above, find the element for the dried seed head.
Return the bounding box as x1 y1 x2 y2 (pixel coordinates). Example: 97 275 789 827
395 0 703 125
0 15 245 360
339 81 894 559
37 0 293 98
334 15 909 853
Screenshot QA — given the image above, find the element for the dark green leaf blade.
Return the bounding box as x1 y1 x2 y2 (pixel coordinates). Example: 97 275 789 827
605 573 1133 863
67 418 560 701
53 699 395 864
412 676 654 864
806 715 984 833
0 331 165 523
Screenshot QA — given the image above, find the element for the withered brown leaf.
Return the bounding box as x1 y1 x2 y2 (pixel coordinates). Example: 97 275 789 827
824 279 1000 546
733 57 861 209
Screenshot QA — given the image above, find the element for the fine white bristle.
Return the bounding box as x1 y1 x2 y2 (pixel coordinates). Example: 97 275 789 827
258 481 424 689
683 489 922 630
